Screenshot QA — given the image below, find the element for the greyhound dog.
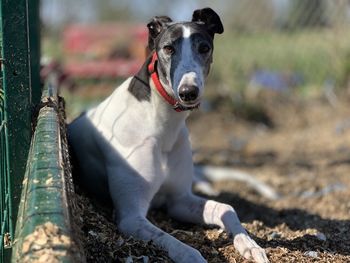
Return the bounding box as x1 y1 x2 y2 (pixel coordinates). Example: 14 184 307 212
68 8 269 263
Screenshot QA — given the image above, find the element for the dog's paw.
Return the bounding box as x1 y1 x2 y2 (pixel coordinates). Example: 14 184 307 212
234 233 269 263
169 244 207 263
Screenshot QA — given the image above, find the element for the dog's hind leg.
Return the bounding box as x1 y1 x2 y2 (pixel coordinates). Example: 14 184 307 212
166 193 269 263
194 165 281 200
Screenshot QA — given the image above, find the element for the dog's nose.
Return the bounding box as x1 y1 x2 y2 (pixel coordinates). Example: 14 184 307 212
178 85 199 102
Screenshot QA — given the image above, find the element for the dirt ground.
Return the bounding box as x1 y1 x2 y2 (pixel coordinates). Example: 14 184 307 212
73 93 350 263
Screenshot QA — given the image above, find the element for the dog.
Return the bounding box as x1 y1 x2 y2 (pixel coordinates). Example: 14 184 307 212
68 8 269 263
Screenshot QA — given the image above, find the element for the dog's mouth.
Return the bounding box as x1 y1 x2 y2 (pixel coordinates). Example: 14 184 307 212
177 96 201 109
178 98 200 107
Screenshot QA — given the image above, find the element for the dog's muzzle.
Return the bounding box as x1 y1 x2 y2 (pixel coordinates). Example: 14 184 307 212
148 52 200 112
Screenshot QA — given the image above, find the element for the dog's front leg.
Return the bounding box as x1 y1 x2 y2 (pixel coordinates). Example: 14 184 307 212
165 133 269 263
118 215 205 263
167 194 269 263
107 138 206 263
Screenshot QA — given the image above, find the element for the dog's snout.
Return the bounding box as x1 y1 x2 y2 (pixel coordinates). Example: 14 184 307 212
178 85 199 102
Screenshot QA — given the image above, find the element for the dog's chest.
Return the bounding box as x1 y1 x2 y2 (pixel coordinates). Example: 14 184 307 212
87 78 187 157
153 118 186 152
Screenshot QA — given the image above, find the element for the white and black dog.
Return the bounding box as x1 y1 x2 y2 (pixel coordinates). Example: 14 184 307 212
68 8 269 263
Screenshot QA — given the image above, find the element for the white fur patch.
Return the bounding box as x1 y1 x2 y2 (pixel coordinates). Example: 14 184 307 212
182 26 191 38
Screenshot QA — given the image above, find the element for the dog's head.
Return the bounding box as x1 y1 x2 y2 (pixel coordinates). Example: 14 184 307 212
147 8 223 107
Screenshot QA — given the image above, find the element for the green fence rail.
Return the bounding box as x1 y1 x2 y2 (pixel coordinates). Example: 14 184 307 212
11 74 81 262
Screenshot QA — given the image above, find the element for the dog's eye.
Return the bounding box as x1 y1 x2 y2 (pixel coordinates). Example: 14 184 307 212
198 44 211 54
163 45 175 55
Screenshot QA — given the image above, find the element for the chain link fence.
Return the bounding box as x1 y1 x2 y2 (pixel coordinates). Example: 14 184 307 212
0 71 11 261
0 22 12 263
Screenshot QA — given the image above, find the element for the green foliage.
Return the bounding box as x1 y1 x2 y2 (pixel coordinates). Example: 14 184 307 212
287 0 327 29
209 28 350 94
97 0 132 22
228 0 275 33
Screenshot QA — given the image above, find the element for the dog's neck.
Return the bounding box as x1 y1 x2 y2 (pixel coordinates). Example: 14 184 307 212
148 78 190 152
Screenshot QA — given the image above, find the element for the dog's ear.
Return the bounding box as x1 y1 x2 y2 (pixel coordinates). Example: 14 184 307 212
192 8 224 37
147 16 172 51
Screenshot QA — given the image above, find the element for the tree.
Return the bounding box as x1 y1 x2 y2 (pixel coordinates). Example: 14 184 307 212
228 0 275 33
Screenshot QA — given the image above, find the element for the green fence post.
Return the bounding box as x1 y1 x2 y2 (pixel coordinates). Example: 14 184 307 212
0 1 41 261
28 0 41 104
1 0 30 227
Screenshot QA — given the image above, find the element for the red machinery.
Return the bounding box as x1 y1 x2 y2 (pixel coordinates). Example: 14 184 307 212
62 23 148 79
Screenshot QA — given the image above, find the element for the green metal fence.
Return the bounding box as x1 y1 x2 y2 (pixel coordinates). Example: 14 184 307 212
0 1 82 261
0 0 41 261
0 63 11 261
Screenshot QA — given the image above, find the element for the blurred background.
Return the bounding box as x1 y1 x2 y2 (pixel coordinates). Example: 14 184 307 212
40 0 350 120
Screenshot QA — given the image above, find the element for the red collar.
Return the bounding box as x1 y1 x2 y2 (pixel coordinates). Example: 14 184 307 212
147 52 198 112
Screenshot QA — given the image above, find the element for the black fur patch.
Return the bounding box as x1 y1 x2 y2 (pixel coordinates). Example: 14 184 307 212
155 24 184 88
128 55 153 102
